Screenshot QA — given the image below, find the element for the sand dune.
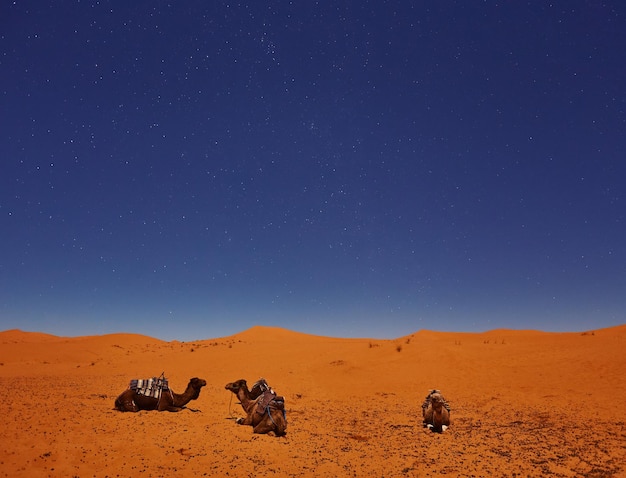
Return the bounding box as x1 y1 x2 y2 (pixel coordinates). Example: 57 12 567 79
1 325 625 477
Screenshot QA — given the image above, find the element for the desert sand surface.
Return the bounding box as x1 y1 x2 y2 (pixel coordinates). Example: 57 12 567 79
1 325 625 477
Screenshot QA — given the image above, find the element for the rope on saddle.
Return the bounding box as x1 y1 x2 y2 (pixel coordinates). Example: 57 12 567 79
265 398 287 427
266 405 277 427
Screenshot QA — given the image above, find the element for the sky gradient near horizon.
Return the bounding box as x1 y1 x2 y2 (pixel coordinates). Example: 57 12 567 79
1 2 625 341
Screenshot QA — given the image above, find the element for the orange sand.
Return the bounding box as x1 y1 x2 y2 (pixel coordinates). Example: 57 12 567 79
1 325 625 477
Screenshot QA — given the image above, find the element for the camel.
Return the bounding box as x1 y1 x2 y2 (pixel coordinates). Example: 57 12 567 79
422 389 451 432
114 377 206 412
226 377 271 418
225 378 287 436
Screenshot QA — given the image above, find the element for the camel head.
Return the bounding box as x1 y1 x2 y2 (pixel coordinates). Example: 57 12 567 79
429 392 445 410
188 377 207 398
190 377 207 389
225 379 247 393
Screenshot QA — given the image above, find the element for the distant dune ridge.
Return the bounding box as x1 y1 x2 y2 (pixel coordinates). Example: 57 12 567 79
1 324 625 477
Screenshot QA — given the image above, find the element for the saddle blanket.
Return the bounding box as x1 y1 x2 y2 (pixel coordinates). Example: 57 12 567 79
129 377 169 399
255 390 285 414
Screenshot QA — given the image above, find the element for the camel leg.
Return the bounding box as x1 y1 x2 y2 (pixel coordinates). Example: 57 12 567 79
252 410 286 435
422 407 434 427
252 418 275 434
269 409 287 436
155 392 184 412
428 408 450 432
441 409 450 430
115 394 139 412
236 413 256 426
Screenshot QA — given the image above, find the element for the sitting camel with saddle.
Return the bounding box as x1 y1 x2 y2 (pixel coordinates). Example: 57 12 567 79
225 378 287 436
421 389 451 432
115 376 206 412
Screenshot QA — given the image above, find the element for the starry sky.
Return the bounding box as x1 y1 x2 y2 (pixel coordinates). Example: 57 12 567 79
1 1 625 341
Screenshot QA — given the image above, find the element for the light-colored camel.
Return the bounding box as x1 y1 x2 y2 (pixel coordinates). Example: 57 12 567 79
225 378 287 436
114 377 206 412
422 389 450 432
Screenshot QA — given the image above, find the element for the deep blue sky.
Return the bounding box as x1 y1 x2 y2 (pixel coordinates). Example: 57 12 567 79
1 1 625 341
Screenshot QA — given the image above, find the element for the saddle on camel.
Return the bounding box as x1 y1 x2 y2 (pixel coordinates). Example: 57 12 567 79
225 378 287 436
421 389 451 432
114 373 206 412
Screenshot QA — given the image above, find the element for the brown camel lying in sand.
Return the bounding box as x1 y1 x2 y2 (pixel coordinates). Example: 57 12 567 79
422 389 451 432
225 378 287 436
115 377 206 412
